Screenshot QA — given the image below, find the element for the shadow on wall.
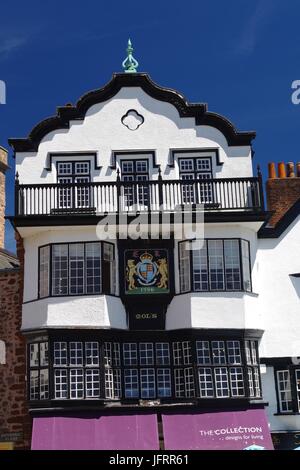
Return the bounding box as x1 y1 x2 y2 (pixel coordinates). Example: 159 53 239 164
290 276 300 299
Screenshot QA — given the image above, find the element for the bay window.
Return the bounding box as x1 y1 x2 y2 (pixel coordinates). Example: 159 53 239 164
179 238 252 293
28 337 261 403
38 241 115 298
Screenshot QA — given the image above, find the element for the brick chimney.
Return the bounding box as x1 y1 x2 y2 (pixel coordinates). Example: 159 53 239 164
266 161 300 226
0 146 9 248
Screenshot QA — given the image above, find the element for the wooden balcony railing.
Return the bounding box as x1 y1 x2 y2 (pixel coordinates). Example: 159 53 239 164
15 177 265 216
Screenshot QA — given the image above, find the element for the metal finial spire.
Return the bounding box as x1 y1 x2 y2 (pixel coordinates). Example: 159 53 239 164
122 38 139 73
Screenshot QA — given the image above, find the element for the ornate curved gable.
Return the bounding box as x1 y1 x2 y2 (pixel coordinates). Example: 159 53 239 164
8 73 255 152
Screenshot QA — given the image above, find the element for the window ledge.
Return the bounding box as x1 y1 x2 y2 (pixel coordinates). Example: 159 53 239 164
274 412 300 416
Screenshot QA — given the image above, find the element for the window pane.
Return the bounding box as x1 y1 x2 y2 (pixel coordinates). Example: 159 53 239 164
224 240 241 290
226 341 242 365
140 343 154 366
52 245 68 295
157 369 171 397
192 240 208 291
174 369 185 398
40 342 49 366
214 367 230 397
124 369 139 398
184 367 195 397
86 243 101 294
212 341 226 365
196 341 211 365
75 162 90 174
69 342 83 366
241 240 251 292
251 341 258 365
30 370 39 400
86 369 100 398
39 246 50 298
229 367 245 397
140 368 156 398
245 341 252 365
69 244 84 295
30 343 39 367
85 342 99 366
57 162 72 175
123 343 138 366
105 368 122 399
179 159 194 172
179 242 191 293
70 369 84 399
277 370 292 412
156 343 170 366
198 368 214 398
248 367 255 397
172 342 182 366
54 342 67 366
54 369 68 399
196 158 211 171
253 367 261 397
40 369 49 399
208 240 224 290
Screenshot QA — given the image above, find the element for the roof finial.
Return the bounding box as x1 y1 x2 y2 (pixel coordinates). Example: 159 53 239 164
122 38 139 73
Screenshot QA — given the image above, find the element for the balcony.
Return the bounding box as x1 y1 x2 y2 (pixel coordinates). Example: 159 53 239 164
14 177 265 219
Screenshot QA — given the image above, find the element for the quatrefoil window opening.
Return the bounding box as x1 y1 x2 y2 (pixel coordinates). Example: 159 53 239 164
121 109 144 131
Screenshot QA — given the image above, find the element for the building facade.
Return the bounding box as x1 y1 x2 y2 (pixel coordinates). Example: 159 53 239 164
6 51 300 450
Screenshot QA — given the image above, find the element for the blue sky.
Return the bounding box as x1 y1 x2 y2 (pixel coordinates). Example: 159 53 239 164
1 0 300 252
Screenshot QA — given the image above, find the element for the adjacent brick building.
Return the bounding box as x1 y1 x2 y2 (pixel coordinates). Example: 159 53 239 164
0 146 30 450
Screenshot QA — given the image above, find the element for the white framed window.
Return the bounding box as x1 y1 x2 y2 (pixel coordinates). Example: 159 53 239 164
69 244 85 295
86 243 101 294
214 367 230 398
140 368 156 398
196 341 211 365
251 341 258 365
253 367 261 397
198 367 214 398
155 343 170 366
54 369 68 399
85 342 99 366
172 341 192 366
247 367 255 397
179 242 191 293
277 370 293 412
40 369 49 400
69 342 83 366
54 342 67 366
229 367 245 397
157 369 171 397
192 241 208 291
212 341 226 365
208 240 224 291
174 369 185 398
245 340 252 365
30 343 39 367
172 342 182 366
85 369 100 398
182 341 192 365
224 240 241 290
227 341 242 365
123 343 138 366
105 369 122 399
124 369 139 398
52 244 68 295
140 343 154 366
39 246 50 298
241 240 252 292
30 370 39 400
70 369 84 399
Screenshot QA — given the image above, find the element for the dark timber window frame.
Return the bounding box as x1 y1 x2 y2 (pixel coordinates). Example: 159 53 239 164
178 238 252 294
274 365 300 414
56 160 91 210
38 241 115 299
27 335 261 404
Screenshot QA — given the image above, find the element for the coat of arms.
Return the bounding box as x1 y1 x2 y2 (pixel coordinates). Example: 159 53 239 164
125 249 169 294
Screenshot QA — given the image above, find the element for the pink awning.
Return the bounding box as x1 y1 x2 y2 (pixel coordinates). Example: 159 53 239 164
162 409 274 450
31 413 159 450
